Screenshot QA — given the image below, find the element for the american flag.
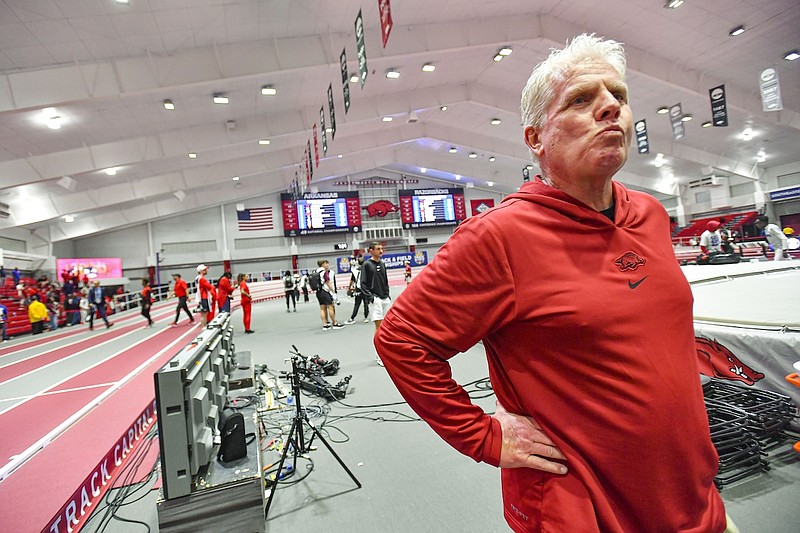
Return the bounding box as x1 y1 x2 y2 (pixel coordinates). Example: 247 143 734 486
237 207 274 231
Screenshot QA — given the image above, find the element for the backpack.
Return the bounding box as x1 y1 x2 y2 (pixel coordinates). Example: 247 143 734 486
217 408 255 463
308 270 323 291
283 276 294 289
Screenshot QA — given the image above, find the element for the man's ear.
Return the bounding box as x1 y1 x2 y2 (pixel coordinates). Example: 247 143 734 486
524 125 544 159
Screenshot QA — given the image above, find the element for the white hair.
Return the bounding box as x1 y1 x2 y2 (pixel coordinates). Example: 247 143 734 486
520 34 627 159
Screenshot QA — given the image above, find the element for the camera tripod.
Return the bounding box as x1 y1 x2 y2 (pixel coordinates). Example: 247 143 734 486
264 346 361 519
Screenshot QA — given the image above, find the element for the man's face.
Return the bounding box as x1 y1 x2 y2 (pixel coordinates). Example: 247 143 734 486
370 245 384 259
755 220 766 230
525 60 632 183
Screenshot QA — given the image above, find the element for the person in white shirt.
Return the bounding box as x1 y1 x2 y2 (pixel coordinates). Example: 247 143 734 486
699 220 723 255
756 215 789 261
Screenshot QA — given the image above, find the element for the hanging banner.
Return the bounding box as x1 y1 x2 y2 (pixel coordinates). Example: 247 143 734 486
355 9 368 89
327 83 337 140
312 124 320 168
307 140 313 181
669 103 685 141
303 148 310 186
470 199 495 216
634 119 650 154
759 67 783 112
522 167 530 182
378 0 393 48
709 85 728 127
319 107 328 156
340 48 351 114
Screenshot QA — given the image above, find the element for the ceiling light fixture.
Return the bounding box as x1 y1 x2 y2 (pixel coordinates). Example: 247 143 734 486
784 50 800 61
232 176 240 181
729 25 745 36
382 116 393 122
350 75 359 83
741 126 753 140
420 168 427 173
487 181 494 187
489 156 496 162
212 94 229 104
468 152 478 159
64 215 75 223
421 63 435 72
657 106 669 114
493 54 504 62
664 0 684 9
163 99 175 110
440 105 448 111
490 118 502 125
756 149 766 163
115 0 129 4
498 48 513 56
41 107 64 129
385 69 400 79
681 114 693 122
449 146 458 153
261 85 277 96
104 167 118 176
337 154 343 158
188 152 197 158
526 164 534 170
702 121 712 128
258 139 271 145
454 175 462 180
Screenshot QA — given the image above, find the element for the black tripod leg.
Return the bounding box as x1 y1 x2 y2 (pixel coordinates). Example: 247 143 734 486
307 423 362 489
264 416 300 519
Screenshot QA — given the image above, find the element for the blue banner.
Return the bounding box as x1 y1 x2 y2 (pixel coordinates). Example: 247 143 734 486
337 251 429 274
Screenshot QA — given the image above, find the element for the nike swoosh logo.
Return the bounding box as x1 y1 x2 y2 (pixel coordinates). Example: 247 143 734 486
628 276 648 289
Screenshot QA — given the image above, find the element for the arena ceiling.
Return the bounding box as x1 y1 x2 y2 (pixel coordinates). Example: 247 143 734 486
0 0 798 241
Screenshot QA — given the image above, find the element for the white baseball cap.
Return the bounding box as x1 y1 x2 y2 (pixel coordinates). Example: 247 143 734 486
196 264 208 273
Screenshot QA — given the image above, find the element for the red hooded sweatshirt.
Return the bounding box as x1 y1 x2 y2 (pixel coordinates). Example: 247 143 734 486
375 179 725 532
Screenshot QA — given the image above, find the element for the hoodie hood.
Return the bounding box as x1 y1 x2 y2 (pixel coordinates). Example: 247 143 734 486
501 176 645 230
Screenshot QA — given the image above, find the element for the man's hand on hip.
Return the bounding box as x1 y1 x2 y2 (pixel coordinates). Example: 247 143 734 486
494 400 568 474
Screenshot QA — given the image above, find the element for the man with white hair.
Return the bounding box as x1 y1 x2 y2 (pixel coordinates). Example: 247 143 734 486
375 34 732 532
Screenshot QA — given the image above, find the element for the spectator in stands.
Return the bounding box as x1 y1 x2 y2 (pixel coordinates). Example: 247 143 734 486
719 229 741 256
46 293 60 332
699 220 723 255
344 255 370 325
374 34 731 533
140 278 154 327
361 242 392 366
196 264 216 326
28 295 48 335
64 292 81 326
87 280 113 330
0 265 5 288
16 281 26 309
12 266 20 287
315 260 344 331
79 293 90 324
0 301 8 341
756 215 790 261
216 271 234 313
282 270 297 312
169 273 194 327
237 273 254 334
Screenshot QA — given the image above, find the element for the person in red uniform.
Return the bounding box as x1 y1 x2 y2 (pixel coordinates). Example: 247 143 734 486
140 278 154 327
374 34 734 533
195 264 216 326
237 273 254 334
216 271 234 313
170 273 194 326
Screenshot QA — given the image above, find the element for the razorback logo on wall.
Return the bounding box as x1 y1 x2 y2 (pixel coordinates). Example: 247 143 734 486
365 200 399 217
695 336 765 385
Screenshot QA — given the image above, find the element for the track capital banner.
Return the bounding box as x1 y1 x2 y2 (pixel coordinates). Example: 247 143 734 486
320 107 328 155
669 103 685 141
759 67 783 111
355 9 368 89
709 85 728 127
635 119 650 153
340 48 351 114
378 0 393 48
327 83 337 140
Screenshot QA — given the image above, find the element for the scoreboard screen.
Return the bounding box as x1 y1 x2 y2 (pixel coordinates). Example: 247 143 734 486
280 191 362 237
398 188 466 229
